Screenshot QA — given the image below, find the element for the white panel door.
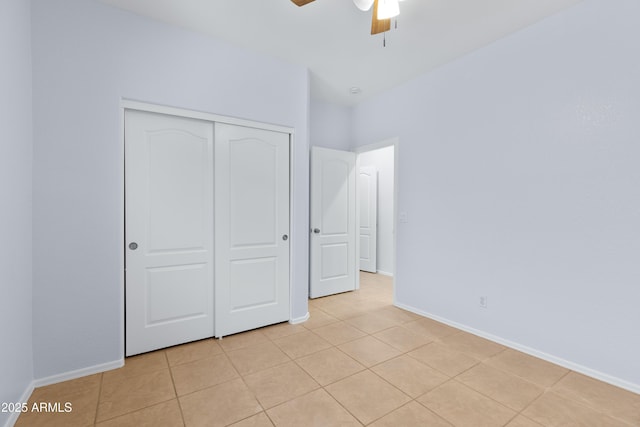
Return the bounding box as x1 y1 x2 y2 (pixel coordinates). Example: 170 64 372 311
215 123 290 337
125 110 214 356
310 147 357 298
359 166 378 273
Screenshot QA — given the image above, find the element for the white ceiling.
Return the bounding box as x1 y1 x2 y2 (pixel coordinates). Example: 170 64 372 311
99 0 582 106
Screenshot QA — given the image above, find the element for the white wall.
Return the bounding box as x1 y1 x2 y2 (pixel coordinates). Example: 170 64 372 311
0 0 34 424
310 98 352 150
352 0 640 390
31 0 310 380
358 146 395 275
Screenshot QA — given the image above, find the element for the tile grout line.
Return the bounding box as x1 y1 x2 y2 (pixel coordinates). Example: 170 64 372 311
164 351 187 427
536 369 636 426
27 276 640 426
93 372 104 426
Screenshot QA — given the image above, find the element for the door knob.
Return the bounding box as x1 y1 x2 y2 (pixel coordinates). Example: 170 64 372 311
129 242 138 250
313 228 320 234
282 234 288 241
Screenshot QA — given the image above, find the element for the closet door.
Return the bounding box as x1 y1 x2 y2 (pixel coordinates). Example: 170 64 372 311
125 110 214 356
214 123 290 337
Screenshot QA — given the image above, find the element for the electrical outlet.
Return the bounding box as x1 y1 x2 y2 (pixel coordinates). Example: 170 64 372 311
479 296 488 308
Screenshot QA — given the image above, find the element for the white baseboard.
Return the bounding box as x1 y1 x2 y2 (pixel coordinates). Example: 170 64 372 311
376 270 394 277
289 312 310 324
33 359 124 388
3 359 124 427
4 381 35 427
394 301 640 395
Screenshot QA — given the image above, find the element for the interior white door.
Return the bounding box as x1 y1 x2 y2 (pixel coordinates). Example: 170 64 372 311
214 123 290 337
125 110 214 356
359 166 378 273
310 147 357 298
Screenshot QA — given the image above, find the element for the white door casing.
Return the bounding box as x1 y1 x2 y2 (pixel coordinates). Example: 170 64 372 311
125 110 214 356
214 123 291 337
359 166 378 273
310 147 357 298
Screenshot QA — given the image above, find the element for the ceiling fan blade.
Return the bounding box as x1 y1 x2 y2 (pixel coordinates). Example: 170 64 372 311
353 0 374 11
371 0 391 35
291 0 315 6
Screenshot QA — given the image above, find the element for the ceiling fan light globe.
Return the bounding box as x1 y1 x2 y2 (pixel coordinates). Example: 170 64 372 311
353 0 374 11
377 0 400 19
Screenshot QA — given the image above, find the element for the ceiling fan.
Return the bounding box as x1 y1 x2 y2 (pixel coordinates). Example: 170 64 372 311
291 0 404 35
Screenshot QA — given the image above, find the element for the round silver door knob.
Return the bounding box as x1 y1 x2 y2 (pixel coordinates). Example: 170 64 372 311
313 228 320 234
129 242 138 250
282 234 288 241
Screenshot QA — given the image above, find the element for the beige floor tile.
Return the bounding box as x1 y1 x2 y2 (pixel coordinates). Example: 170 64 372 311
505 415 543 427
165 338 222 367
369 401 452 427
219 330 269 352
95 399 183 427
456 363 544 411
338 336 401 367
401 317 459 339
179 378 262 427
28 373 101 401
485 349 569 388
374 326 433 352
25 273 640 427
16 386 100 427
266 389 361 427
418 381 516 427
408 342 479 377
171 353 239 396
439 332 506 360
325 370 411 425
97 369 175 422
331 290 367 304
308 296 341 310
243 361 320 409
345 312 401 334
312 321 367 345
229 412 274 426
372 355 449 398
272 330 332 359
552 372 640 426
295 347 365 386
226 342 291 375
103 351 168 383
261 322 307 340
523 391 628 427
303 310 340 329
310 295 343 310
37 374 103 398
319 300 366 320
349 298 389 313
375 306 421 324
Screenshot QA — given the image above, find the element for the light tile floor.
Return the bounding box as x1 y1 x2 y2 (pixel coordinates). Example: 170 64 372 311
16 272 640 426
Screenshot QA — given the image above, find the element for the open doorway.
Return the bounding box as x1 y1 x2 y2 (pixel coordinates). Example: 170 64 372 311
355 138 398 301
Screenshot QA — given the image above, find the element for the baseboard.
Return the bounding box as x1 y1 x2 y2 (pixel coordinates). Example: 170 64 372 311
394 301 640 395
33 359 124 388
4 381 35 427
376 270 394 277
289 312 310 324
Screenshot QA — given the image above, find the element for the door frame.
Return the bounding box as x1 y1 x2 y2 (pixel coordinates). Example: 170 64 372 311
354 137 399 303
119 99 296 354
